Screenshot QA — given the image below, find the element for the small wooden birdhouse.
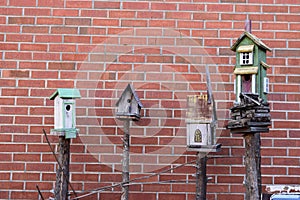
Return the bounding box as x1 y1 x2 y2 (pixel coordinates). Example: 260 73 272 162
227 31 271 134
186 94 221 152
50 88 81 139
116 84 143 121
231 31 271 103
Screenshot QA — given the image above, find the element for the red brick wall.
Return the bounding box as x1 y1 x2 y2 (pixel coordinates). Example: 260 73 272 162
0 0 299 199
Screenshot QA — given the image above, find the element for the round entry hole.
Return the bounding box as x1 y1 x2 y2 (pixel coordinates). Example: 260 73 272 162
66 105 71 111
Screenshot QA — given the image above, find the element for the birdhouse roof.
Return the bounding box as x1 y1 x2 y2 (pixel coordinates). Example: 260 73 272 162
50 88 81 100
115 84 143 107
231 31 271 52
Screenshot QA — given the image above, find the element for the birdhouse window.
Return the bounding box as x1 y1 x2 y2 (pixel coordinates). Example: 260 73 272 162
238 45 254 66
240 52 253 65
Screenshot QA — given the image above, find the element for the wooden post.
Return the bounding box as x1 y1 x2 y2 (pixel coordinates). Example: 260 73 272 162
255 133 262 198
55 136 70 200
195 153 207 200
121 120 130 200
244 133 259 200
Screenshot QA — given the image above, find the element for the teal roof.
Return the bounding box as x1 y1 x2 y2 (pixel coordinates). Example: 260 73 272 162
50 88 81 100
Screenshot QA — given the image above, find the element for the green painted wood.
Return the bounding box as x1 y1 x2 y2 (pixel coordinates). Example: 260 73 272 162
50 88 81 100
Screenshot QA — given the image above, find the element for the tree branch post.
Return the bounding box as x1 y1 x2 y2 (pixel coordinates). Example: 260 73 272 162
244 133 259 200
55 136 70 200
195 153 207 200
121 120 130 200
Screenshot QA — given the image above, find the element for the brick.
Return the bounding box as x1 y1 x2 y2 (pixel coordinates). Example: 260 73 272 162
5 52 32 60
263 5 288 13
65 18 91 26
9 0 36 7
277 14 300 22
80 10 107 17
151 3 177 10
6 34 33 42
207 4 233 12
49 44 76 52
123 2 149 10
64 35 91 43
206 21 232 29
0 7 22 15
13 173 40 181
20 44 48 51
33 52 60 61
62 53 88 61
166 12 191 20
276 32 300 40
2 88 28 96
159 194 186 200
94 1 120 9
24 8 51 16
35 35 62 43
19 61 46 69
85 164 112 172
26 163 54 172
38 0 64 7
0 43 18 50
8 17 34 24
47 80 74 88
66 1 93 8
0 182 23 190
16 19 38 29
0 144 25 152
137 11 163 19
121 19 147 27
53 9 79 17
275 50 300 57
0 106 27 115
36 17 63 25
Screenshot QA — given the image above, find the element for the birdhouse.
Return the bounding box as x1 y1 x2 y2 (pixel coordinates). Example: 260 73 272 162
186 94 221 152
231 31 271 103
116 84 143 121
50 88 81 139
227 31 271 134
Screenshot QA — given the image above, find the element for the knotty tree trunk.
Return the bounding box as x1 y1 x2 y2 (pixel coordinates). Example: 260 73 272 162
121 120 130 200
195 153 207 200
254 133 262 199
244 133 259 200
55 136 70 200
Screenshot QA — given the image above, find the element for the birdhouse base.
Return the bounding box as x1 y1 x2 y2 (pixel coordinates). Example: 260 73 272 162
227 93 271 134
50 128 79 139
116 113 141 121
187 143 221 152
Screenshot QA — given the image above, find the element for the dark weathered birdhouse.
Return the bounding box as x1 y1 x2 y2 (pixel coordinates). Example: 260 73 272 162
186 94 221 152
116 84 143 121
227 31 271 134
50 88 81 139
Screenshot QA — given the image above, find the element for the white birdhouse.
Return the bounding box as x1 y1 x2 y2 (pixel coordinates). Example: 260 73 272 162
50 88 81 139
116 84 143 121
186 94 221 152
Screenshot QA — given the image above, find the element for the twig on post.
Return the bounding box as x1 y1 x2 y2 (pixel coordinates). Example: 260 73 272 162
36 184 45 200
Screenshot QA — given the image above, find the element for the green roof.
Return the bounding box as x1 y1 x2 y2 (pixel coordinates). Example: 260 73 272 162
50 88 81 100
231 31 271 52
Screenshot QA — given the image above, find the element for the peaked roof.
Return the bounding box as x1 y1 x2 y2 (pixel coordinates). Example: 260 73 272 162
116 84 143 107
231 31 271 52
50 88 81 100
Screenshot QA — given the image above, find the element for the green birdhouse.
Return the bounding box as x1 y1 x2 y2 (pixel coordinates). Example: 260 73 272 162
227 32 272 134
50 88 81 139
231 31 271 103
